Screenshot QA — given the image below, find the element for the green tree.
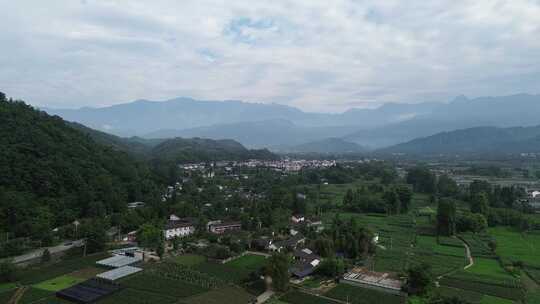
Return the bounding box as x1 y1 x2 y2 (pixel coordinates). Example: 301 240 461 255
470 192 489 215
407 263 433 295
137 224 163 250
343 189 354 208
438 175 458 197
437 199 456 236
407 167 437 194
317 258 345 277
81 220 107 254
266 253 290 292
383 190 401 215
0 262 17 283
156 241 165 259
396 185 413 213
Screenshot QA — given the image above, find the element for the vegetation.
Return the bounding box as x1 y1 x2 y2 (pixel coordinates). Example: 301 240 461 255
324 284 405 304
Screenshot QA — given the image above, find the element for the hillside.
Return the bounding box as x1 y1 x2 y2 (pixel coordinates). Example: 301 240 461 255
381 125 540 155
150 137 277 163
146 119 358 148
69 121 276 162
0 94 160 239
281 137 366 154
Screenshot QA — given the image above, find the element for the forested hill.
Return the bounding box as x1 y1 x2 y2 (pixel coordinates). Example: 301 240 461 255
150 137 278 163
0 94 160 239
381 125 540 155
70 121 278 162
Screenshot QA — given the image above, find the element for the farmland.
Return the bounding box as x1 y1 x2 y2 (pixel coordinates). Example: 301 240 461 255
181 286 255 304
280 290 340 304
33 275 85 292
489 227 540 268
324 284 405 304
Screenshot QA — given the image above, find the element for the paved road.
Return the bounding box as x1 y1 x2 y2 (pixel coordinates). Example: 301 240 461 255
10 239 85 264
256 290 274 304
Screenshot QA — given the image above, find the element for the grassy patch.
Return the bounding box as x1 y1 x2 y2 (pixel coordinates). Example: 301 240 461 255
489 227 540 268
226 254 267 271
0 282 17 292
479 295 514 304
18 252 109 285
96 288 177 304
19 287 54 304
173 254 206 267
281 290 340 304
121 272 208 298
195 261 253 283
324 284 405 304
182 286 254 304
33 275 85 291
466 258 514 281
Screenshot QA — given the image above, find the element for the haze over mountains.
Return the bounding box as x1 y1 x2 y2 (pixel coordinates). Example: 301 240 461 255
45 93 540 151
383 126 540 155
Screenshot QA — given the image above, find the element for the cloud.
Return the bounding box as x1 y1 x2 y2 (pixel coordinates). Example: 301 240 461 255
0 0 539 112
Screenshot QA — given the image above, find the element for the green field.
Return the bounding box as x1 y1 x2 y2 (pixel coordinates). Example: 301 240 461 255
181 286 255 304
280 290 340 304
33 275 85 291
121 272 209 298
324 284 405 304
465 258 514 280
195 260 262 283
18 252 110 285
97 288 177 304
19 287 54 304
173 254 206 266
489 227 540 268
0 282 17 292
226 254 267 270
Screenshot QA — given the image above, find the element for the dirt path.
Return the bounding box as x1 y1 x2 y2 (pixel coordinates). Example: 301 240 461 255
8 286 28 304
460 236 474 270
436 236 474 281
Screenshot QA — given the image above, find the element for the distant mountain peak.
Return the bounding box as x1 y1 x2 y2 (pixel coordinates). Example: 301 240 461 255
451 95 469 103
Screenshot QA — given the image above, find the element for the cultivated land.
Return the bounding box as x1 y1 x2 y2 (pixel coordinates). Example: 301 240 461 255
4 176 540 304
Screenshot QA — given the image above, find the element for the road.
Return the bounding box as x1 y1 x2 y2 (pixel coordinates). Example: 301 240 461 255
10 239 85 264
256 290 274 304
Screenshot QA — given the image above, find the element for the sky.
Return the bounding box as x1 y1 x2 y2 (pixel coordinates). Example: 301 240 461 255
1 0 539 113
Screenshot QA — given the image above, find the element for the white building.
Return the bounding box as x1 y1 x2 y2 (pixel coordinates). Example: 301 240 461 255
163 215 195 240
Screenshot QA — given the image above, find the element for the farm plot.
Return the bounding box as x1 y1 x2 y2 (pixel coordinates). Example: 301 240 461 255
121 272 208 298
148 262 225 288
19 287 54 304
181 285 255 304
459 232 495 258
489 227 540 268
226 254 267 271
436 286 514 304
196 261 255 283
410 235 467 276
18 252 110 285
440 271 524 302
96 288 177 304
33 274 85 291
173 254 206 267
465 258 515 281
280 290 340 304
324 284 405 304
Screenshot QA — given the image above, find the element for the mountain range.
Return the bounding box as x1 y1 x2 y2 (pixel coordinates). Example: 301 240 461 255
382 125 540 155
44 93 540 151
